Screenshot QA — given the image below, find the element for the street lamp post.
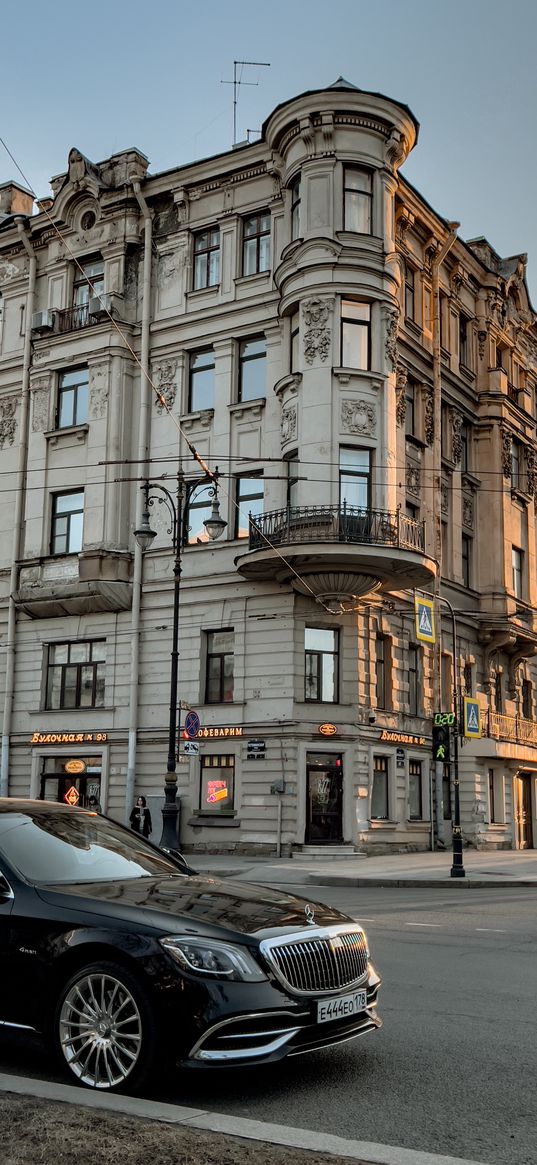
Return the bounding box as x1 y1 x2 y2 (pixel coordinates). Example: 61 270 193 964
134 467 226 849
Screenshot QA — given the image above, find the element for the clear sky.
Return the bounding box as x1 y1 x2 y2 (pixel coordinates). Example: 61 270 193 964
3 0 537 300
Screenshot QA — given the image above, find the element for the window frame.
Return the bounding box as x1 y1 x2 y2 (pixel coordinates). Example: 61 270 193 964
375 635 387 710
408 758 423 820
234 474 264 539
343 167 372 234
242 212 270 276
204 629 234 705
339 446 371 511
404 263 416 322
461 532 472 589
304 627 339 704
340 300 371 371
512 546 524 599
73 256 104 307
57 367 89 429
371 754 389 821
193 228 220 291
188 348 215 413
45 640 106 711
290 176 301 240
199 754 235 814
408 643 419 716
238 336 266 402
50 490 84 556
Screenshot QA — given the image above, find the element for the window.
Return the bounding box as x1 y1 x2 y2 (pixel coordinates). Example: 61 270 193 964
459 314 470 367
51 490 84 555
442 763 451 819
339 447 371 510
440 293 449 349
185 479 218 545
460 422 470 474
405 500 420 522
46 640 106 710
409 759 423 820
521 678 532 720
512 546 523 598
423 284 432 332
371 755 389 820
464 662 473 696
57 368 89 428
238 338 266 402
193 228 220 290
305 628 339 703
344 168 372 233
441 653 452 710
494 671 503 713
235 475 264 538
290 176 301 240
375 636 388 709
408 644 419 716
199 755 235 813
205 630 234 703
405 378 416 437
290 312 300 373
286 451 299 509
511 440 521 490
461 533 472 589
405 264 415 321
73 257 104 307
189 349 214 412
341 300 370 370
242 212 270 275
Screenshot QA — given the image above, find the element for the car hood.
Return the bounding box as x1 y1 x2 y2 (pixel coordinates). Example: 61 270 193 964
36 874 349 941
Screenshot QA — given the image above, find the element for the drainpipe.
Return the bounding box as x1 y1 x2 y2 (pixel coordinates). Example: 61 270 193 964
125 182 153 821
431 222 459 846
1 220 36 796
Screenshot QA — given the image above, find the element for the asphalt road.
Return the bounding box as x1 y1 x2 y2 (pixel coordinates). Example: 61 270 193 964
1 885 536 1165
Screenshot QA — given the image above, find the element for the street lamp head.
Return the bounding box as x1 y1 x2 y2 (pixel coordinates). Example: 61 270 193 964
134 508 157 552
203 497 227 541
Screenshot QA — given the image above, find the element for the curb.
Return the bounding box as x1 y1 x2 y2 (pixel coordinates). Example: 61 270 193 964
303 875 537 889
0 1071 491 1165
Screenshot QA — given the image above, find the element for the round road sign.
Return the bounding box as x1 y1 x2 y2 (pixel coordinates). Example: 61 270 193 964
184 710 201 739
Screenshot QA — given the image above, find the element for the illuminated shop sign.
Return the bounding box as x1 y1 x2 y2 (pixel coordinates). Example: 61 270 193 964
318 723 338 736
206 781 229 804
64 786 80 806
379 730 426 746
30 732 108 745
64 759 87 775
194 727 243 739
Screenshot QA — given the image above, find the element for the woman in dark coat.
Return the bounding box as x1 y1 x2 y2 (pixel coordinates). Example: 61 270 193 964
129 795 152 838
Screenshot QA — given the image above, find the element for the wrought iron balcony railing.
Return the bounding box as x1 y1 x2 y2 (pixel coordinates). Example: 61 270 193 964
487 710 537 746
55 304 101 333
248 505 425 554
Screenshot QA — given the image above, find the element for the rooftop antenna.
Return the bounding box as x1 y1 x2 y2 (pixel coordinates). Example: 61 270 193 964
221 60 270 147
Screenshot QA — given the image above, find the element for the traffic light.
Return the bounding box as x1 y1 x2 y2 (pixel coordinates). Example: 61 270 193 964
432 722 450 762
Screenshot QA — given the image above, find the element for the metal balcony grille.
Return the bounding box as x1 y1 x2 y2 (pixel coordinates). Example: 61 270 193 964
249 505 425 554
56 304 100 333
264 928 369 995
488 710 537 745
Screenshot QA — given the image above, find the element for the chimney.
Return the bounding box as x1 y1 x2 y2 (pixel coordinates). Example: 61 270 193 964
0 182 34 218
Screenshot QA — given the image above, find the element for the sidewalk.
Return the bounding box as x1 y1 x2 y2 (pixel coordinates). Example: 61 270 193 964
188 847 537 888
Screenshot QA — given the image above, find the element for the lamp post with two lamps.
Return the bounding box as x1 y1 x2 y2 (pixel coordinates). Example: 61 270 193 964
134 467 227 849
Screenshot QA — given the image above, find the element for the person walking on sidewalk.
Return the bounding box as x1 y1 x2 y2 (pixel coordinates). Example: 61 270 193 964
129 796 152 838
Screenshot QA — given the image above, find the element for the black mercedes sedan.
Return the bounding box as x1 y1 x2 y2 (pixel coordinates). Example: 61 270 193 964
0 799 381 1092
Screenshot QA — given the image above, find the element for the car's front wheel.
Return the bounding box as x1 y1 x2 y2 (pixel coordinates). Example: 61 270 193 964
55 960 157 1091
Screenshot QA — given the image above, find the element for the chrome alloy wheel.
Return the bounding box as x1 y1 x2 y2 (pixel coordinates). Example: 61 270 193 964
59 972 143 1089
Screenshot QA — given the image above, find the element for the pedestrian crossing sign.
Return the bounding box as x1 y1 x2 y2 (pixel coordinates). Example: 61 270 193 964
414 596 435 644
463 697 481 738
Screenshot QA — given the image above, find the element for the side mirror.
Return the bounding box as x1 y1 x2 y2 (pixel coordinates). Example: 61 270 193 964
160 847 198 876
0 874 14 902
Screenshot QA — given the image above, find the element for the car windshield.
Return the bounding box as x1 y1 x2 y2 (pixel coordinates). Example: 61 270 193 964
0 808 184 885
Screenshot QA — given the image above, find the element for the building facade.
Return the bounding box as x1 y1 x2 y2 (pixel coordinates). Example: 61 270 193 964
1 78 537 854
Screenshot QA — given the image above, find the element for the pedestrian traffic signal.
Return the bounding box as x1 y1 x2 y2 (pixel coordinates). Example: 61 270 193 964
432 722 450 762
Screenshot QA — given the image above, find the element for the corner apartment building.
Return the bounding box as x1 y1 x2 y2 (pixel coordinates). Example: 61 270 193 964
1 78 536 854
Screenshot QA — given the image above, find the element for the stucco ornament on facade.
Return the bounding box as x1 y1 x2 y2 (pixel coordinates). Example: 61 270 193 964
89 365 109 419
500 425 513 479
281 403 297 445
462 492 474 530
0 261 21 284
0 397 17 449
152 360 178 413
341 399 376 436
395 364 408 427
385 307 399 371
31 378 51 433
441 477 450 515
302 298 333 364
451 408 463 465
424 385 434 446
406 462 421 498
526 448 536 498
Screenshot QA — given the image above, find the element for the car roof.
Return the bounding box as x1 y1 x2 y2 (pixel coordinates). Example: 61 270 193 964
0 798 92 814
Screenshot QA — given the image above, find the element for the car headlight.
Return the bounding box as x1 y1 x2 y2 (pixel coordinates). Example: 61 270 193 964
160 935 267 981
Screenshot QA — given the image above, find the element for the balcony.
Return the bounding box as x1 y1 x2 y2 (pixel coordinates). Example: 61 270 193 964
55 304 101 333
235 504 436 604
486 710 537 746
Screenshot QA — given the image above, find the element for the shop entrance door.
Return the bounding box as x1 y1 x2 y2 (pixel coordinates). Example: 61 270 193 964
306 753 343 843
39 756 102 810
514 774 534 849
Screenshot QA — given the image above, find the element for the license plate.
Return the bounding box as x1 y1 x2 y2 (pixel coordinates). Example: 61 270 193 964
317 989 367 1023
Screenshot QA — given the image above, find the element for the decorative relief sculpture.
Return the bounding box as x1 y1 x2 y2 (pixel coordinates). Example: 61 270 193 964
0 261 21 284
303 298 333 365
31 376 51 432
385 128 408 172
385 307 399 372
406 462 421 498
526 448 536 498
281 403 297 445
152 359 178 413
89 365 109 419
477 329 487 360
0 396 17 449
441 477 450 515
500 425 512 479
395 363 408 427
462 493 474 530
451 408 463 466
341 399 376 436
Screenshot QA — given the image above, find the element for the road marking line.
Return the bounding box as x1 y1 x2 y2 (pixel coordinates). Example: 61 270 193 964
475 927 506 933
405 922 442 927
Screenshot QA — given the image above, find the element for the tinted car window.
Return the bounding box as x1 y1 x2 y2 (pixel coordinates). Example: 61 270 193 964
0 810 183 884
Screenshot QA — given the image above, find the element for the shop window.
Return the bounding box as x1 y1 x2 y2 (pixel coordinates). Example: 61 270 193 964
408 759 423 820
305 627 339 703
46 641 106 710
205 630 234 704
371 755 389 820
199 755 235 813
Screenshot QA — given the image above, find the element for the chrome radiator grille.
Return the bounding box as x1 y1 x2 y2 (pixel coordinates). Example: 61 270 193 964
263 927 369 996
